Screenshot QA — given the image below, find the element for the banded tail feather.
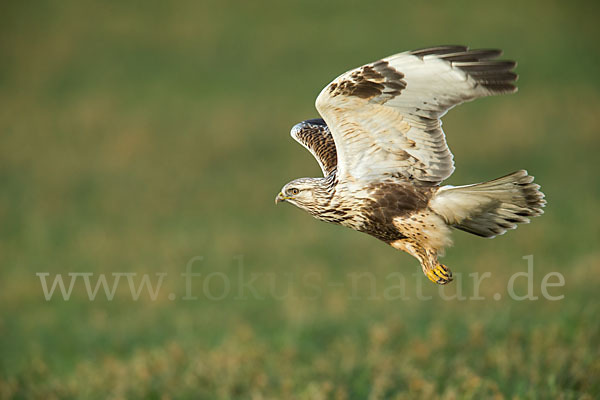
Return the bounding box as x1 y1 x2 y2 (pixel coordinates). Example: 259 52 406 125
430 170 546 238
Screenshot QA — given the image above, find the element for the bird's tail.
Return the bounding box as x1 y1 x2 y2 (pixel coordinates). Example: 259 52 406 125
429 170 546 238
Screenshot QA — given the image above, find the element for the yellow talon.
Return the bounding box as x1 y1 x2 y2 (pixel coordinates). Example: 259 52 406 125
426 264 453 285
426 270 437 283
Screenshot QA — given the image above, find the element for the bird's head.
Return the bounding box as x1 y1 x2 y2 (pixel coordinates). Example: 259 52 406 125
275 177 328 214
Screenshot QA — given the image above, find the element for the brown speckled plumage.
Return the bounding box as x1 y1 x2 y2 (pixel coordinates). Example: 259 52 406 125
360 183 434 242
277 45 545 285
291 119 337 177
328 60 407 103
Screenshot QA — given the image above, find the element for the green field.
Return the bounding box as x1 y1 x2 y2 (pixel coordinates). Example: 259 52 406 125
1 0 599 398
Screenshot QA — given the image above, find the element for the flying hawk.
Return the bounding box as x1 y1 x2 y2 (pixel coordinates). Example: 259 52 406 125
275 45 545 285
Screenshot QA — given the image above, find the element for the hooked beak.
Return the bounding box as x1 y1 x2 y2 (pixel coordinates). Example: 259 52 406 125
275 192 288 204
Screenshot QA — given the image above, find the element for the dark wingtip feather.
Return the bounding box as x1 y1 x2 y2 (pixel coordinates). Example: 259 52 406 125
438 48 503 62
455 60 517 71
409 45 518 95
303 118 327 126
480 83 518 94
409 45 468 57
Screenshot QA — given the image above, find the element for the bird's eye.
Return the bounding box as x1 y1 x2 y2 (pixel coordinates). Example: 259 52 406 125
288 188 299 195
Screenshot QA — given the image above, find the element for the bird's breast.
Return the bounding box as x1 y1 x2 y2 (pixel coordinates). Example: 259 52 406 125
322 181 436 242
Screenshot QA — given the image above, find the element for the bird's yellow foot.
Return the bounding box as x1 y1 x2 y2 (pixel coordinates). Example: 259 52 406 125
426 264 453 285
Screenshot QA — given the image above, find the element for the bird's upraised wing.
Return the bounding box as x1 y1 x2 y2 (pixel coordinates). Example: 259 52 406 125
315 45 517 185
290 118 337 177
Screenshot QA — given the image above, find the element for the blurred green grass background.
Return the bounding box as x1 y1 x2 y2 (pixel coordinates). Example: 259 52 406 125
1 0 599 398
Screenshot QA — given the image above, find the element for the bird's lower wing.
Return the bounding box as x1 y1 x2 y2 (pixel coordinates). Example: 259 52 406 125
290 118 337 177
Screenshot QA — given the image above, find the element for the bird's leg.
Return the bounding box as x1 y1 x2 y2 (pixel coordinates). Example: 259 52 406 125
390 239 453 285
422 247 453 285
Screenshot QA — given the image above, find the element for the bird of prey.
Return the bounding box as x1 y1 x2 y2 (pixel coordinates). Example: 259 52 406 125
275 45 545 285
